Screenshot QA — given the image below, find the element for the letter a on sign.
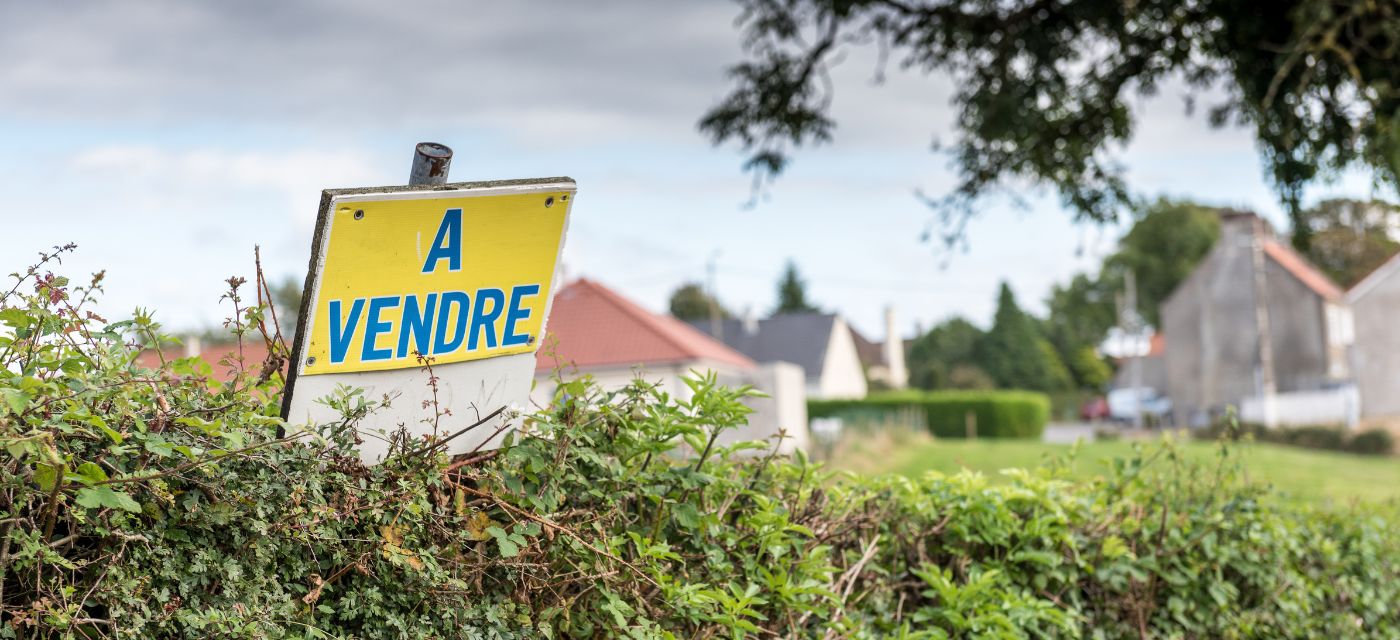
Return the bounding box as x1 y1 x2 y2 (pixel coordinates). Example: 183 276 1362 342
282 177 575 463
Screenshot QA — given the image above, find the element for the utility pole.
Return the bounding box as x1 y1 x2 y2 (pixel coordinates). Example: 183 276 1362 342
1249 218 1279 429
1122 269 1144 429
706 250 722 342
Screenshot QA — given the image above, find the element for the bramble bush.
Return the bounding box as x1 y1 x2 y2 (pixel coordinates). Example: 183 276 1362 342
3 248 1400 638
810 390 1050 439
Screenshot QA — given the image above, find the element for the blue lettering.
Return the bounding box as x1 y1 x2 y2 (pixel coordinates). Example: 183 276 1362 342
433 291 471 354
361 296 399 362
328 299 364 364
396 293 438 359
468 288 505 351
502 284 539 346
421 208 462 273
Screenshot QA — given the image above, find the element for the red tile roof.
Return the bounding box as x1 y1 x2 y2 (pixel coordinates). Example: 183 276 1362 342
134 340 284 382
535 278 756 373
1262 240 1344 302
1148 332 1165 357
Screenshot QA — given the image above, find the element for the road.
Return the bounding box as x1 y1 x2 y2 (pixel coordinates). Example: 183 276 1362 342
1043 422 1097 444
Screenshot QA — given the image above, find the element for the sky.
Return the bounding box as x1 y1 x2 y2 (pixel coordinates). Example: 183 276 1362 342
0 1 1383 341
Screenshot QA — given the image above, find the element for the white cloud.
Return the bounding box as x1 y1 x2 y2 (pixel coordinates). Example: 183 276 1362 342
0 0 1383 336
69 145 386 228
0 1 744 145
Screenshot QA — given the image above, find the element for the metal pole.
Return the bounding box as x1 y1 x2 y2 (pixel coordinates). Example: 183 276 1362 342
1250 218 1279 429
1125 270 1144 429
707 250 723 342
409 142 453 186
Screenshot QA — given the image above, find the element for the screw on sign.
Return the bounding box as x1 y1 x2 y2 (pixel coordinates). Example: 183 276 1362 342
281 143 575 463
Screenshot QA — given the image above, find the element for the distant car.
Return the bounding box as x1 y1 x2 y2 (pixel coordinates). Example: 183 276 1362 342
1080 396 1110 421
1107 387 1172 424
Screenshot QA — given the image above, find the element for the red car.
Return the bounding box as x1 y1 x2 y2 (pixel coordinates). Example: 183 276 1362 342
1080 396 1110 421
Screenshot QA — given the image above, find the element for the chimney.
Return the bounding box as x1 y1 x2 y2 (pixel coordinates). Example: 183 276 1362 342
184 335 202 359
882 306 908 389
742 306 759 336
1220 210 1271 247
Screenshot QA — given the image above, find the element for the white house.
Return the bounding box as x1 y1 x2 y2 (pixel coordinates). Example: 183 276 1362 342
690 312 868 400
850 306 909 390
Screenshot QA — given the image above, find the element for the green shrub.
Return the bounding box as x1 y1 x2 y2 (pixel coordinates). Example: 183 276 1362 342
1350 429 1396 455
5 256 1400 638
1283 424 1348 450
810 389 1050 439
1201 419 1394 456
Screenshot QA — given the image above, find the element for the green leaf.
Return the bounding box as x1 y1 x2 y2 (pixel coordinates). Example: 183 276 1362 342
486 526 520 557
73 462 109 485
6 438 35 460
496 536 520 557
144 439 175 458
34 463 62 492
0 388 29 415
0 307 28 326
175 416 222 436
97 423 124 444
673 503 701 529
75 486 141 513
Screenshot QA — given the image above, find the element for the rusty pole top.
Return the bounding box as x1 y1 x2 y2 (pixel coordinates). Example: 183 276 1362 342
409 142 453 186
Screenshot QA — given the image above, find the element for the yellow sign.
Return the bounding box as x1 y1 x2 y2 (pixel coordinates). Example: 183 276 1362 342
298 182 573 376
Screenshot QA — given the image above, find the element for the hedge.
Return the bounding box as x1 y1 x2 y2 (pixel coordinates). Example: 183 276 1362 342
5 257 1400 638
809 389 1050 439
1199 419 1396 456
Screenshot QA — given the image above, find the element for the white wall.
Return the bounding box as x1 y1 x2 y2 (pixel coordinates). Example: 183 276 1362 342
816 317 868 399
1239 386 1360 429
716 362 809 454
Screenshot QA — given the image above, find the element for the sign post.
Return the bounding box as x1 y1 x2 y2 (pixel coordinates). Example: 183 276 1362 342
281 159 574 463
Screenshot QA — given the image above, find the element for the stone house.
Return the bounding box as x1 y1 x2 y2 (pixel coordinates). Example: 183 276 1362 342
1161 212 1351 426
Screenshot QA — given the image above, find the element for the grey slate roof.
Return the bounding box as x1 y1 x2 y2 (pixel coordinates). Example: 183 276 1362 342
687 313 837 379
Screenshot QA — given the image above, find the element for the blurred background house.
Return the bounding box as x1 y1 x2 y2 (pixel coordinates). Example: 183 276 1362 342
850 306 909 391
690 312 868 400
534 278 808 453
1347 252 1400 423
135 336 280 383
1161 212 1355 428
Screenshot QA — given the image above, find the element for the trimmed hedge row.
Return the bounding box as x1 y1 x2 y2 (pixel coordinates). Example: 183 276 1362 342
8 262 1400 638
1199 420 1396 456
809 389 1050 439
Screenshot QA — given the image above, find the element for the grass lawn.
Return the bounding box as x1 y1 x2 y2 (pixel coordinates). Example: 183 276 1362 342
830 429 1400 507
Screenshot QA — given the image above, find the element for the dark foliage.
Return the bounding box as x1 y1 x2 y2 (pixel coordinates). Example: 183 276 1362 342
702 0 1400 250
6 253 1400 638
